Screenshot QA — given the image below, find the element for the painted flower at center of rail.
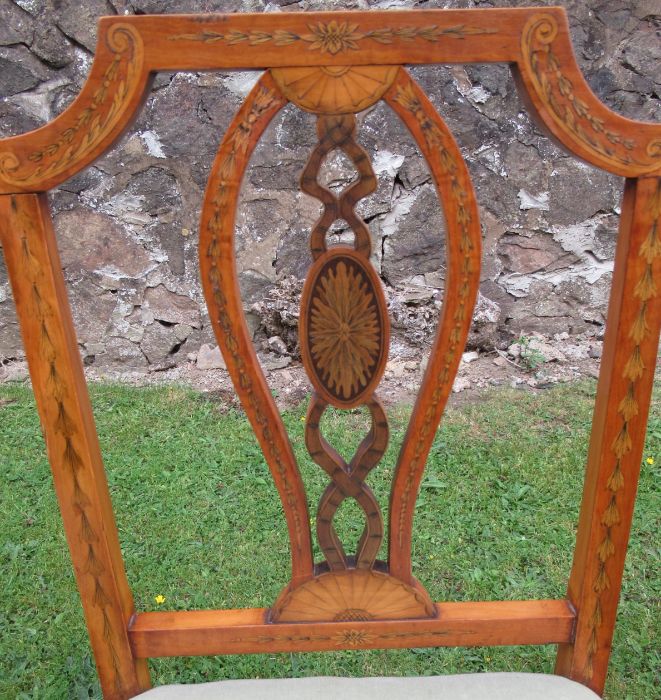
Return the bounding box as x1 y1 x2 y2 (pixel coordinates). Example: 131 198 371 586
309 260 380 401
306 21 361 54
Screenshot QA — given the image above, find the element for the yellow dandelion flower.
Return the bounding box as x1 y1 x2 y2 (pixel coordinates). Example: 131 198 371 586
154 594 165 605
646 456 654 465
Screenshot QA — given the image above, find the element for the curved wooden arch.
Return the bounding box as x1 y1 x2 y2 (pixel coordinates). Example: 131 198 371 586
199 72 314 586
514 12 661 178
384 68 482 584
0 23 149 194
0 8 659 196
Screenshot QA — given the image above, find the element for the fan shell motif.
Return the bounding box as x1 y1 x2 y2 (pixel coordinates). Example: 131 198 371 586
300 247 389 408
271 65 398 114
271 569 435 623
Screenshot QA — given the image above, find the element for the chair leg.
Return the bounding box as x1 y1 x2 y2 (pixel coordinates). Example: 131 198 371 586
555 177 661 694
0 193 151 699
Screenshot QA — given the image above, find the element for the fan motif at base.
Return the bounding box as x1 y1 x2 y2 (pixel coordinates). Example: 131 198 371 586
271 569 435 623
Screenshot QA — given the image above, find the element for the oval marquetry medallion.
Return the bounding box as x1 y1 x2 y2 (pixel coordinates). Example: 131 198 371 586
300 247 389 409
271 65 397 115
271 569 435 623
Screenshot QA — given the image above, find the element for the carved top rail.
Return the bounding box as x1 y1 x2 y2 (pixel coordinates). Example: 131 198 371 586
0 7 660 196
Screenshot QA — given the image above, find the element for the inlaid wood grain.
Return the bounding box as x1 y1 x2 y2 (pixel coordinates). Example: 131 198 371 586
0 24 149 195
299 113 376 259
1 8 658 196
271 65 397 115
515 13 661 178
304 395 388 572
555 177 661 693
0 194 150 699
297 110 391 580
271 568 434 623
300 247 389 408
384 69 482 584
130 599 574 658
199 72 315 586
0 7 659 699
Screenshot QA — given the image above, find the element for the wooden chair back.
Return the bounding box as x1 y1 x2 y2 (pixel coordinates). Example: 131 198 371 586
0 7 659 699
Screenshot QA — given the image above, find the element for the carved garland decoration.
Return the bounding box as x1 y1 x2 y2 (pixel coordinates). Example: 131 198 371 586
204 83 309 553
388 79 477 548
19 231 124 694
584 180 661 678
170 21 497 54
0 24 143 188
522 14 661 173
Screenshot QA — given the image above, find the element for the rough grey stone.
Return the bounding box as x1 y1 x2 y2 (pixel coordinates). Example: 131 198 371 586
498 233 577 276
68 278 116 348
32 24 75 68
268 336 288 356
0 1 656 370
0 44 50 97
52 0 114 53
126 166 186 275
260 353 292 371
0 360 29 382
468 293 501 351
548 161 617 227
0 0 33 47
196 343 226 370
54 208 153 278
381 185 446 286
0 98 42 138
94 336 148 368
141 321 183 365
143 285 200 328
251 277 302 355
0 298 22 359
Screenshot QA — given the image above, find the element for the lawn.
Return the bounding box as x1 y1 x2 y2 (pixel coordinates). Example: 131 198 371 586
0 381 658 699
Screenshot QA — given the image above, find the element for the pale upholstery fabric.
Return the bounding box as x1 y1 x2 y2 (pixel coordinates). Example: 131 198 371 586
140 673 601 699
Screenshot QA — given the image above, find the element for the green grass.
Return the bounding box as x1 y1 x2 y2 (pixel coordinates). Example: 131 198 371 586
0 381 658 699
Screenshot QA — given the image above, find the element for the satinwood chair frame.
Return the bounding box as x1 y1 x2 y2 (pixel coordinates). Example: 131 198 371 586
0 6 659 699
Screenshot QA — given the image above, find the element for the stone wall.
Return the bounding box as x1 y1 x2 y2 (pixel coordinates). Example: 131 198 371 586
1 0 659 370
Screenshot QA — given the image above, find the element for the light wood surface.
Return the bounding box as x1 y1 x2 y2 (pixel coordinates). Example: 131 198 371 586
555 177 661 689
0 6 659 699
0 8 659 196
129 599 576 658
384 68 482 583
0 194 150 699
199 72 314 586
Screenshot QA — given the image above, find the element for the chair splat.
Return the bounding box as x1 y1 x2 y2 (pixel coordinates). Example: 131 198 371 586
0 7 658 699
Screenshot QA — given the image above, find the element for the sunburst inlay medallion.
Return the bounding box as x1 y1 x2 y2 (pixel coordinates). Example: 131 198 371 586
301 247 388 408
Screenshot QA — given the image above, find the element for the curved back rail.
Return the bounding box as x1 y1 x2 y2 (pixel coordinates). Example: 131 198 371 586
0 8 659 700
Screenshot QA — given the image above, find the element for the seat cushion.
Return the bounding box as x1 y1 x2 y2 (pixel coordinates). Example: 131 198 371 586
140 673 600 699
